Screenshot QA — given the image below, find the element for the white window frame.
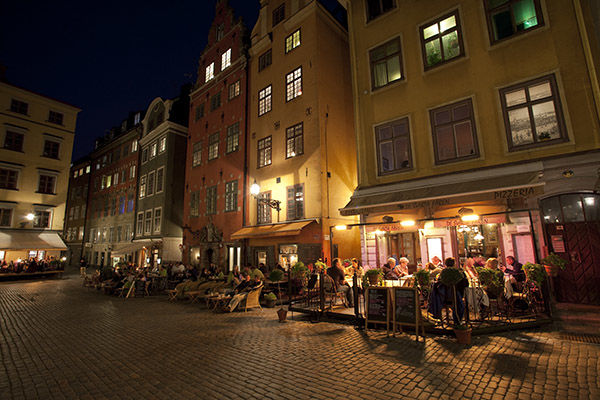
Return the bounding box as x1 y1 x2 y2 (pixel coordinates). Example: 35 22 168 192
137 212 144 235
156 167 164 193
206 62 215 82
221 48 232 71
153 207 162 234
144 210 152 234
139 175 147 198
150 142 157 159
259 85 272 116
158 136 166 153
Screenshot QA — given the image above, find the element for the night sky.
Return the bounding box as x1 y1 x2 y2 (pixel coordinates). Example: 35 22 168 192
0 0 258 161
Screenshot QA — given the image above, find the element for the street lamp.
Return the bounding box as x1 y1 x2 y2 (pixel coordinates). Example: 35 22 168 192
26 213 35 221
250 181 281 222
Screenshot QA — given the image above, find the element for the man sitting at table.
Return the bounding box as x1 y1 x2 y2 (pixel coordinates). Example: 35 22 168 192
327 259 354 307
382 257 397 279
223 273 262 312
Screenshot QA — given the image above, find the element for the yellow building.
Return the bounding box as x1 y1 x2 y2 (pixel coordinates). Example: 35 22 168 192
233 0 359 268
340 0 600 304
0 80 80 263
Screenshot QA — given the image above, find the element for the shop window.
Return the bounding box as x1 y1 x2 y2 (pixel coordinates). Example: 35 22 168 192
258 192 272 224
257 136 272 168
43 140 60 159
286 184 304 221
286 67 302 102
420 10 464 70
221 48 232 71
370 37 403 90
426 237 443 262
226 123 240 154
206 62 215 82
208 133 220 160
192 142 202 166
279 244 298 270
33 210 51 228
4 131 24 152
259 50 272 72
228 80 241 100
273 3 285 27
10 99 28 115
375 117 412 174
541 196 562 223
430 98 479 164
541 194 600 223
285 29 301 54
583 194 600 221
286 122 303 158
259 85 272 116
500 74 567 151
485 0 543 44
0 208 12 227
225 180 238 212
561 194 585 223
366 0 396 22
206 186 217 215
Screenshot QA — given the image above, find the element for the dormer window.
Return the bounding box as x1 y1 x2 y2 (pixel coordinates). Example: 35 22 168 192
206 62 215 82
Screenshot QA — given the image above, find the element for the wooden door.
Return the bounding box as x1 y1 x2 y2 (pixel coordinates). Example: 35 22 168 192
546 222 600 305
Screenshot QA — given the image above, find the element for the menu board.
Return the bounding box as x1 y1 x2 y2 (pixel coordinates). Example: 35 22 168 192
394 288 417 324
366 287 388 322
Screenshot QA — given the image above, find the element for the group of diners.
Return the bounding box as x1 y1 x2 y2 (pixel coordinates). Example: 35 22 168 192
1 257 64 274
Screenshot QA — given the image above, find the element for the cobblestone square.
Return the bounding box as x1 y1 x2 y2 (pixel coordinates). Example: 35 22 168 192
1 276 599 399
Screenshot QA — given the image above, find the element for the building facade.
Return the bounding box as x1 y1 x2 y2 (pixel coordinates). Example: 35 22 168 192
0 80 80 263
235 0 359 269
183 0 250 271
341 0 600 304
135 89 189 267
85 113 142 268
63 157 92 266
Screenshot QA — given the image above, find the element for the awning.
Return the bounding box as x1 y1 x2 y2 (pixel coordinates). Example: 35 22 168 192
230 220 316 240
340 171 544 216
110 242 148 257
0 230 67 250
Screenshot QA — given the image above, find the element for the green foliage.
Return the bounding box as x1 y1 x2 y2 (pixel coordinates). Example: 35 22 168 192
269 269 284 282
264 292 277 301
541 253 568 270
291 261 308 278
415 269 430 288
476 267 504 298
523 262 547 287
439 268 463 286
314 261 327 272
363 268 383 286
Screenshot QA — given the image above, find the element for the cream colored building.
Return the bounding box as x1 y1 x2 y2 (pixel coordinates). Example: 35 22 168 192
234 0 359 268
0 80 80 262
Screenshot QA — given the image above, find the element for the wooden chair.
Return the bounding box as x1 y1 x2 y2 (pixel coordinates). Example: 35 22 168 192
242 284 264 312
322 275 347 309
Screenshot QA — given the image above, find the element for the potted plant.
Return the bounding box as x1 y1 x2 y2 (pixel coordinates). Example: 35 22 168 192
415 268 430 289
290 261 308 294
453 322 472 345
476 267 504 299
264 292 277 308
364 268 383 286
269 268 287 322
523 262 547 288
541 253 568 278
440 268 472 345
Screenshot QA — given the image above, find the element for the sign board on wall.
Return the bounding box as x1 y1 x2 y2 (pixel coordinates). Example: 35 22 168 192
551 235 566 253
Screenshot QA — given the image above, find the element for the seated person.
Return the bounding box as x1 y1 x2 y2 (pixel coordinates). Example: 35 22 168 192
502 256 525 283
326 258 354 307
348 258 364 279
227 265 242 287
250 265 265 281
224 273 262 312
382 257 397 280
395 257 409 277
462 257 478 281
426 262 443 280
484 258 500 270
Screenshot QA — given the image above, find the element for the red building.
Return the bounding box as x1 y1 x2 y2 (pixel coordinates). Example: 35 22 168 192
183 0 249 271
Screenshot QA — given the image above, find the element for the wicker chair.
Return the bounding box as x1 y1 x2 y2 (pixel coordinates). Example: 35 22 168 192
242 284 264 312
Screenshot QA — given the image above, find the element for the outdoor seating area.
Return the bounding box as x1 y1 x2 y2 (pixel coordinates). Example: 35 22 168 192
0 257 66 281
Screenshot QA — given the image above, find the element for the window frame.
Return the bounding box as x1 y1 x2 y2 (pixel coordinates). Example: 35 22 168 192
10 99 28 115
0 208 13 227
258 85 272 116
137 212 144 235
144 210 152 235
226 123 240 154
419 9 465 71
228 80 241 100
366 0 397 22
221 48 232 71
257 136 272 168
285 29 301 54
42 140 60 159
3 130 24 152
48 111 64 125
147 170 155 196
285 122 304 159
273 4 285 27
225 180 238 212
158 136 167 153
258 49 272 72
190 191 200 217
206 185 217 215
484 0 544 45
286 183 305 221
156 167 164 193
499 74 568 151
33 210 51 229
139 175 147 198
285 67 302 102
210 92 221 111
208 133 220 161
375 116 413 175
205 62 215 82
153 207 162 234
370 37 404 90
37 174 56 194
192 141 202 167
0 168 19 190
257 191 272 224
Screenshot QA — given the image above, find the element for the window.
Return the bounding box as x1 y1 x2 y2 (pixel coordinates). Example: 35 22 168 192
195 103 205 121
190 191 200 217
109 227 115 243
226 123 240 153
221 48 232 70
129 165 136 179
225 180 238 212
208 133 220 160
257 136 272 168
38 174 56 194
286 184 304 220
48 111 63 125
192 142 202 167
375 117 412 174
106 175 111 188
33 210 51 228
10 99 28 115
216 23 225 41
286 123 304 158
259 50 272 72
500 74 567 150
86 165 91 173
142 147 149 163
150 142 157 158
119 196 126 214
206 186 217 215
43 140 60 159
485 0 543 43
131 140 138 152
273 4 285 26
127 193 134 213
0 169 18 189
137 212 144 235
430 98 479 164
285 29 301 53
113 172 119 185
147 171 155 196
258 192 272 224
420 11 464 70
139 175 147 198
78 227 84 240
4 131 24 152
134 113 141 125
116 226 122 242
210 92 221 111
156 167 164 193
159 136 166 153
0 208 12 227
286 67 302 101
258 85 272 116
370 37 403 89
120 169 126 184
145 210 152 234
153 208 162 233
206 62 215 82
229 80 241 100
366 0 396 21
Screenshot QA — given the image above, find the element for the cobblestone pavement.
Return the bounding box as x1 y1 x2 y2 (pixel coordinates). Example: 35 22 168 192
1 276 599 400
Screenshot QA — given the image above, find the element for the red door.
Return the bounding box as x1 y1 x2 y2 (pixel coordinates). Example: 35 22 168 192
545 222 600 305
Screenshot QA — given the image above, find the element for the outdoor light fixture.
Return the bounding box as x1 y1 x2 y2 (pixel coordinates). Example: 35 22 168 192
61 257 67 261
374 230 385 235
26 213 35 221
461 214 480 222
334 225 348 231
250 181 260 196
250 180 281 221
584 197 595 206
400 220 415 227
474 233 485 241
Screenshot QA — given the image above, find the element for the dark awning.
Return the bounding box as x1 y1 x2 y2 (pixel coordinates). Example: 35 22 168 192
231 220 316 240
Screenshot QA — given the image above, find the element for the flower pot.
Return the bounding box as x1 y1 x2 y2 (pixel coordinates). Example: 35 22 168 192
265 299 275 308
277 307 288 323
544 264 558 278
368 275 379 285
453 328 472 345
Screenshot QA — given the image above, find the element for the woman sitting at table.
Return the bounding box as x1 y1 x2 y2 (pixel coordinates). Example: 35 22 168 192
223 273 262 312
484 258 500 270
227 265 242 287
348 258 364 279
462 257 478 281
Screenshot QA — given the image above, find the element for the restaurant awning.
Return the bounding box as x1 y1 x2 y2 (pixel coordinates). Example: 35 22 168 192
110 242 148 257
0 230 68 250
230 220 316 240
340 170 544 216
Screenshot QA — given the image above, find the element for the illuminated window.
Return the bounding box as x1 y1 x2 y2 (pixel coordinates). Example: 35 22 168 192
229 80 241 100
153 208 162 233
159 136 166 153
257 136 272 168
285 29 301 53
485 0 543 43
286 67 302 101
286 184 304 221
139 175 146 198
225 180 238 212
370 37 403 89
258 192 272 224
221 48 232 70
258 85 272 116
192 142 202 167
285 123 303 158
226 123 239 154
420 10 464 70
208 133 219 160
205 62 215 82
